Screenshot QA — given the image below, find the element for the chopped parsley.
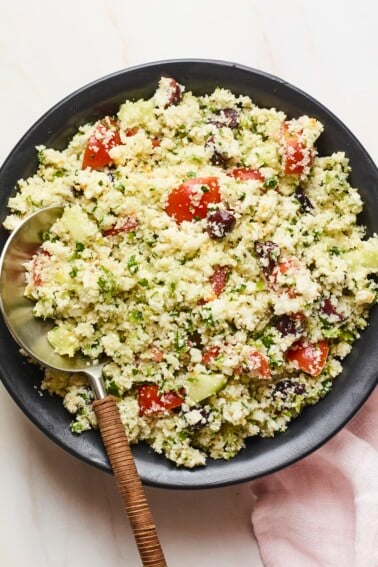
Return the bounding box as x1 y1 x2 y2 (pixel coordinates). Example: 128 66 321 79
127 255 139 274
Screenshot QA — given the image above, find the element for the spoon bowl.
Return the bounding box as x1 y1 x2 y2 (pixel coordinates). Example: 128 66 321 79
0 206 96 371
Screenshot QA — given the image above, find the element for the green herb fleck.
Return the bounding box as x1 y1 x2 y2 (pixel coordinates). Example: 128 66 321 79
191 155 203 164
40 231 51 242
261 335 274 348
330 246 341 256
53 169 66 178
231 284 246 293
98 266 116 298
130 309 143 321
174 329 187 353
37 149 46 164
268 356 282 369
127 255 139 274
201 308 215 328
78 391 90 402
115 183 125 193
320 379 333 397
71 422 84 434
107 380 120 397
264 177 278 189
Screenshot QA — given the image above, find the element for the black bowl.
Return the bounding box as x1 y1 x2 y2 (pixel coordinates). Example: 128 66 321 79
0 60 377 488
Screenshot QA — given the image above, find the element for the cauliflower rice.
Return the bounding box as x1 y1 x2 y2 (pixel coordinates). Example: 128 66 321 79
3 77 378 468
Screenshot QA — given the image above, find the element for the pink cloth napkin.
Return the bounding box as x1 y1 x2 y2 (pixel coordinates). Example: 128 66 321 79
250 388 378 567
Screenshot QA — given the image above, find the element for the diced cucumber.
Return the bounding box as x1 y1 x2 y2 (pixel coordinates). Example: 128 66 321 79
61 205 98 243
345 236 378 273
53 271 72 284
185 373 226 403
47 326 78 357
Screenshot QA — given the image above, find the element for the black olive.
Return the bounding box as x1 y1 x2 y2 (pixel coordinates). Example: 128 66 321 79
320 298 346 321
274 314 305 336
207 210 236 239
274 379 305 396
254 240 281 274
163 78 183 107
294 187 314 213
209 108 239 129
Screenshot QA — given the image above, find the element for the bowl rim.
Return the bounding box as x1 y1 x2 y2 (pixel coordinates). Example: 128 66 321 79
3 57 377 174
0 58 377 488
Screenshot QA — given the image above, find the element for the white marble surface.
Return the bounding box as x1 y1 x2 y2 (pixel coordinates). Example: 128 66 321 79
0 1 377 566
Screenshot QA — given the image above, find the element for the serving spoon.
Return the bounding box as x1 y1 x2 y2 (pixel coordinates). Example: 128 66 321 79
0 205 167 567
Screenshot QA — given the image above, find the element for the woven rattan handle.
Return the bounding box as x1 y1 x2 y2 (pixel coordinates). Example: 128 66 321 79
93 395 167 567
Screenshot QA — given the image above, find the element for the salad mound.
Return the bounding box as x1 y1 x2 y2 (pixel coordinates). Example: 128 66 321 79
4 77 377 468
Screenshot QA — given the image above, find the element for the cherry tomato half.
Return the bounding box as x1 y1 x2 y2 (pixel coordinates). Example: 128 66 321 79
210 265 230 296
151 138 161 148
165 177 221 223
228 167 264 182
125 126 160 149
82 117 121 170
286 339 329 377
202 345 221 366
31 249 51 287
270 258 301 298
103 216 139 237
125 127 139 137
245 350 271 379
138 384 184 416
282 121 313 175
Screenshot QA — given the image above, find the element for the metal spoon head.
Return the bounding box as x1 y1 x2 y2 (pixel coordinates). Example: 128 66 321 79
0 205 103 377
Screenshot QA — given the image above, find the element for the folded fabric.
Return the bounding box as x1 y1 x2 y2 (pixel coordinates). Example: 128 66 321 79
250 388 378 567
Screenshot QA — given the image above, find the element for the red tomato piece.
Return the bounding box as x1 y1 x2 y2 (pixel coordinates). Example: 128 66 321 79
282 121 313 175
270 258 301 298
210 265 230 296
228 167 264 182
103 216 139 237
125 127 139 137
287 339 329 376
271 258 301 279
31 249 51 287
274 312 305 336
202 345 221 365
82 117 121 170
125 127 160 149
243 350 271 379
165 177 221 223
138 384 184 416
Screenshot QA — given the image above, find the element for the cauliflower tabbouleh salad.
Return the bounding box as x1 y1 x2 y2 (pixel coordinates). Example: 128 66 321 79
3 77 378 468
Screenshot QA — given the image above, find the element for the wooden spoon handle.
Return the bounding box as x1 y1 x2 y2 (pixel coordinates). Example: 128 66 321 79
93 395 167 567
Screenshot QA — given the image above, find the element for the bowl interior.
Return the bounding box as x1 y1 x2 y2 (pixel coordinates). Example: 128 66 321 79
0 60 377 488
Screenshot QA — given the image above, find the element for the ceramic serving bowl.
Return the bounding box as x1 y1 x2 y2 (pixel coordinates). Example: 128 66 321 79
0 59 377 488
